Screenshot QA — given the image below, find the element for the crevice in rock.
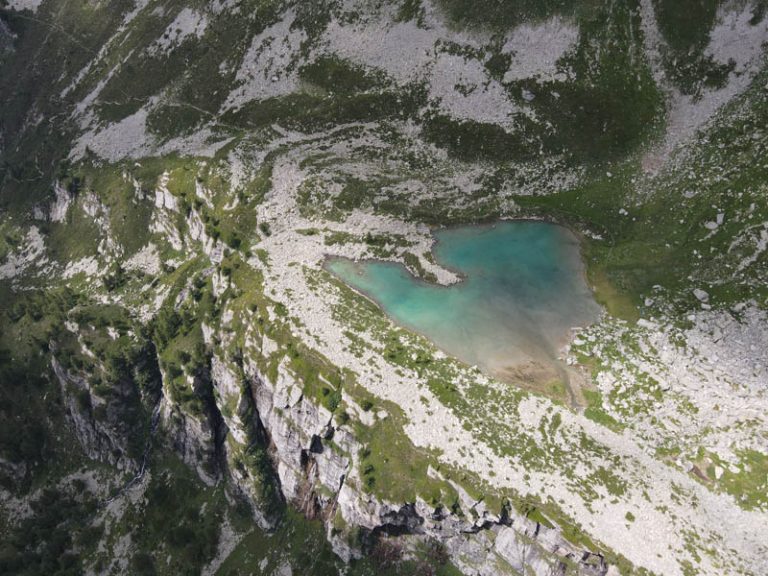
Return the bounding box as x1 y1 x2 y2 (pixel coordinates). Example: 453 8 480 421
194 366 228 480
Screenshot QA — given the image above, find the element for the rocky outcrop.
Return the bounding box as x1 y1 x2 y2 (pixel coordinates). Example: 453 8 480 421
0 17 14 56
208 354 280 529
153 172 178 212
0 457 26 486
159 369 226 486
51 356 139 473
49 181 74 223
197 350 613 576
185 208 224 263
328 475 611 576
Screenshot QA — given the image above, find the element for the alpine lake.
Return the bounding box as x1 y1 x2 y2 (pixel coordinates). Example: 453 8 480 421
327 221 602 404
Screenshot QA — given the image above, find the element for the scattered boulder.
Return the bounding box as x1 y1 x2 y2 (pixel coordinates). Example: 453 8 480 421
693 289 710 303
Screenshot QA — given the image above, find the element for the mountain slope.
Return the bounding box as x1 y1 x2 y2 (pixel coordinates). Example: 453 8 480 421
1 1 767 575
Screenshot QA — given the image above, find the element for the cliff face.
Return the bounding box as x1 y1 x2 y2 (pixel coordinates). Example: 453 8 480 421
47 320 607 574
52 356 142 474
164 344 613 576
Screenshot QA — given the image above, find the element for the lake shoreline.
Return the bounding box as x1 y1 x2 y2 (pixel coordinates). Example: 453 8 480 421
325 220 602 405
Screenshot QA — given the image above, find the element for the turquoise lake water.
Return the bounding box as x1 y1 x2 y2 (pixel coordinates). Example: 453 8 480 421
327 222 601 379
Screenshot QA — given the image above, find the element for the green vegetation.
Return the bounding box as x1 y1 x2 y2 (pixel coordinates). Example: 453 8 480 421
526 507 555 529
517 60 768 315
216 509 341 576
583 389 623 430
709 449 768 510
353 403 459 504
437 0 574 30
0 0 138 211
422 113 535 162
299 56 388 95
402 252 437 282
231 436 284 519
0 485 101 575
70 304 162 458
655 0 721 50
88 0 278 134
153 265 214 416
116 454 224 576
0 287 84 487
0 282 163 492
396 0 427 25
221 87 426 134
652 0 733 95
533 1 664 162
